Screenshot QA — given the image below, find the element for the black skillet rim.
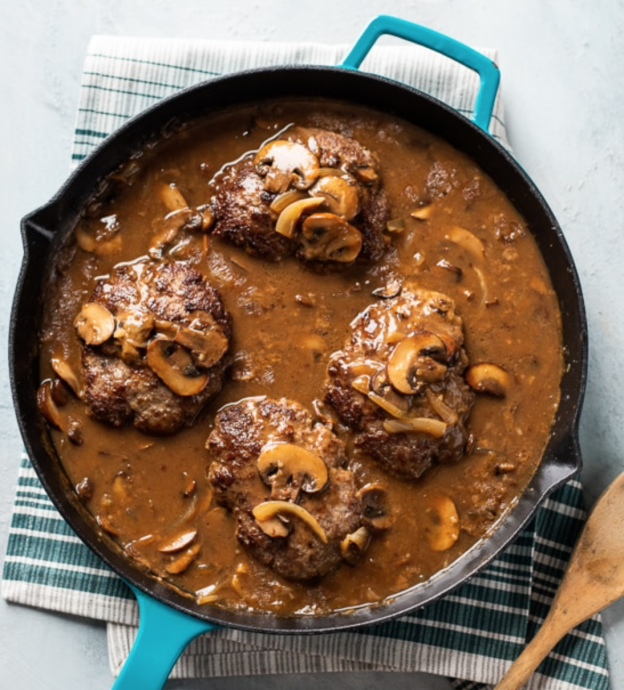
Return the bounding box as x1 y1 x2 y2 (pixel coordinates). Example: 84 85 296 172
10 64 588 633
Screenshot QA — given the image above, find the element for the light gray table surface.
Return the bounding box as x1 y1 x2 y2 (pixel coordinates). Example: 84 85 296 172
1 1 623 688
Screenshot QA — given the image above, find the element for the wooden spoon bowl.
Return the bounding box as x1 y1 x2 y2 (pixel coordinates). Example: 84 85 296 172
495 471 624 689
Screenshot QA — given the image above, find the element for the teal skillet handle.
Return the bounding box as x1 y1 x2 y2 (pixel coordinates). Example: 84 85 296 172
111 585 217 690
341 15 500 134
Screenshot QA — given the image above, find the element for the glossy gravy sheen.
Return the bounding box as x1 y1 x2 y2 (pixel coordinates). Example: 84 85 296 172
40 100 563 615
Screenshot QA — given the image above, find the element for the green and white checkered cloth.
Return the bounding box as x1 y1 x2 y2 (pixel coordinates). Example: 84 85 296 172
2 35 610 689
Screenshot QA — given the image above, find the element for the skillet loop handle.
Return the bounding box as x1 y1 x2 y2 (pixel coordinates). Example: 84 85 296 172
112 585 217 690
341 14 500 133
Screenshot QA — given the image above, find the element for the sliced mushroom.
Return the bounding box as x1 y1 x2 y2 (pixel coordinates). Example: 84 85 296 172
299 213 363 263
149 208 202 258
372 278 402 299
269 189 307 214
255 514 291 538
164 541 201 574
340 526 371 564
423 494 460 551
66 415 83 446
274 197 325 238
96 512 119 537
435 259 463 282
158 529 198 554
173 326 229 367
114 310 155 348
74 303 116 346
350 372 408 417
465 362 511 398
50 357 83 398
352 164 378 184
425 389 459 425
37 380 64 430
447 226 485 257
75 225 123 256
348 359 385 378
254 140 320 193
437 332 460 364
386 331 448 395
383 417 448 438
411 204 433 220
368 391 411 419
300 333 328 359
368 369 410 417
309 175 359 220
252 501 327 543
50 378 70 406
159 183 188 212
358 484 394 532
257 443 329 501
196 204 215 232
386 218 407 234
146 339 209 396
311 398 338 428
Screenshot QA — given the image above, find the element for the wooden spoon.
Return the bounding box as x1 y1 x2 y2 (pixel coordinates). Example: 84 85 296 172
495 471 624 689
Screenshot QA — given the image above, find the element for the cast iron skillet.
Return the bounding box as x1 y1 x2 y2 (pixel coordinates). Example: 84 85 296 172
9 15 587 689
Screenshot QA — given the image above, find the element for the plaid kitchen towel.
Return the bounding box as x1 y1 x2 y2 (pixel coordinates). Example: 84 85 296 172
2 35 610 690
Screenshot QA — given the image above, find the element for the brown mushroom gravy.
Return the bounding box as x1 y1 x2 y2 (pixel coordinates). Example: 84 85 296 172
38 99 563 616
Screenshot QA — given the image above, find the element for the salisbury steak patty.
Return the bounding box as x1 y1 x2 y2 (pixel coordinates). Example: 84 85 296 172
78 260 231 435
211 127 389 265
207 397 378 581
325 287 475 480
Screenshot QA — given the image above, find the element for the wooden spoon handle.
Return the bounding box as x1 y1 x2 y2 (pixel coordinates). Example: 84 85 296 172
494 617 567 690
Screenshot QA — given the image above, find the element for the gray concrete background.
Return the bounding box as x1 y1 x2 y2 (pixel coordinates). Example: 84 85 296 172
1 1 623 688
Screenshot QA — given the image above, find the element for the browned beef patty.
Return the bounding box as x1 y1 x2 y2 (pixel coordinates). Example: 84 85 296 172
207 397 367 581
80 260 231 435
325 287 475 480
211 127 389 264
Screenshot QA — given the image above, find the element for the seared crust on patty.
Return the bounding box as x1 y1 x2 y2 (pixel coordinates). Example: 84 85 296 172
325 287 475 480
207 397 367 581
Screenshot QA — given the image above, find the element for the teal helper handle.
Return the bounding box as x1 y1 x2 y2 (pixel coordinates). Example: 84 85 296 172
341 15 500 133
111 585 217 690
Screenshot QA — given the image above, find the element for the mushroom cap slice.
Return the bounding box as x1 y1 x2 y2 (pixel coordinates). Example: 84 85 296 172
309 175 360 220
386 331 448 395
74 302 116 346
254 140 320 193
299 213 363 263
149 208 202 258
423 494 460 551
465 362 510 398
447 226 485 257
274 197 325 239
252 500 328 543
257 443 329 500
37 380 64 430
146 339 209 397
159 182 189 212
158 529 198 554
340 526 371 564
75 226 123 256
173 326 229 368
269 189 308 215
358 484 394 532
50 357 83 399
383 417 448 438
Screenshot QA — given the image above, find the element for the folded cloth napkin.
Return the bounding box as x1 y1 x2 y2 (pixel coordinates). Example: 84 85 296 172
2 35 610 690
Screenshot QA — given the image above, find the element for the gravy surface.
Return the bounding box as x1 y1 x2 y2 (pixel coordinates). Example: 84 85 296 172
39 100 563 615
